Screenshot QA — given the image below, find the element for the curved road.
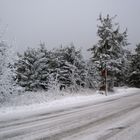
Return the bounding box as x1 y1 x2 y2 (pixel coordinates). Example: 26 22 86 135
0 92 140 140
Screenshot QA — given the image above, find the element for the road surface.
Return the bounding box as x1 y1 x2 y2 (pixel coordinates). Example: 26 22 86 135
0 92 140 140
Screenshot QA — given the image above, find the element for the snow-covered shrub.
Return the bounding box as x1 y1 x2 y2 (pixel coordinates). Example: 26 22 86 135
49 44 86 91
85 60 101 89
128 44 140 88
0 41 17 103
15 46 51 91
15 44 87 92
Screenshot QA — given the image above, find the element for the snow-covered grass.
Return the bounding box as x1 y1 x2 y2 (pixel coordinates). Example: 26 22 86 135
0 88 96 107
0 87 140 121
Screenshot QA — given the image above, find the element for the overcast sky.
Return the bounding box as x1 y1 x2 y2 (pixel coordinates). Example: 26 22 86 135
0 0 140 57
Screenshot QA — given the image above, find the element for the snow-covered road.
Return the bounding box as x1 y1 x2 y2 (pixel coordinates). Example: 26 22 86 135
0 92 140 140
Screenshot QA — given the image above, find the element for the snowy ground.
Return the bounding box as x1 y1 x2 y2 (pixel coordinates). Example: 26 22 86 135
0 87 139 119
0 87 140 140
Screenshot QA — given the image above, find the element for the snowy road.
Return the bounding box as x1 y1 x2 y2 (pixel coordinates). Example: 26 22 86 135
0 92 140 140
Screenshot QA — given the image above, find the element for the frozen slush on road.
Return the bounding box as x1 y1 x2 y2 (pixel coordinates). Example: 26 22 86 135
0 88 140 140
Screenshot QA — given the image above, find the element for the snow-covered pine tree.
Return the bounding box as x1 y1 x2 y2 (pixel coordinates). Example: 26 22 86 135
89 14 129 91
47 50 60 90
128 44 140 88
0 41 6 77
0 41 8 102
85 60 101 89
116 49 132 86
34 45 51 90
0 41 16 102
51 44 86 91
15 45 50 91
15 48 37 91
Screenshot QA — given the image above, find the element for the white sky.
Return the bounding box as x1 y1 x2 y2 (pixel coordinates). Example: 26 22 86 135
0 0 140 57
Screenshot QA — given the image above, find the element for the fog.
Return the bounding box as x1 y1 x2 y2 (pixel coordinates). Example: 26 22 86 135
0 0 140 57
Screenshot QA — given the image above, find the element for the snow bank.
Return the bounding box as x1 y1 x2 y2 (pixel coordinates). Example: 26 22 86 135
0 87 139 121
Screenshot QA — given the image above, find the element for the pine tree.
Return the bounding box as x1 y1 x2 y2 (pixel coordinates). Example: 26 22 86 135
0 41 16 102
116 49 131 86
128 44 140 88
0 41 8 102
0 41 7 76
89 14 129 91
15 46 50 91
51 45 86 91
85 60 101 89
